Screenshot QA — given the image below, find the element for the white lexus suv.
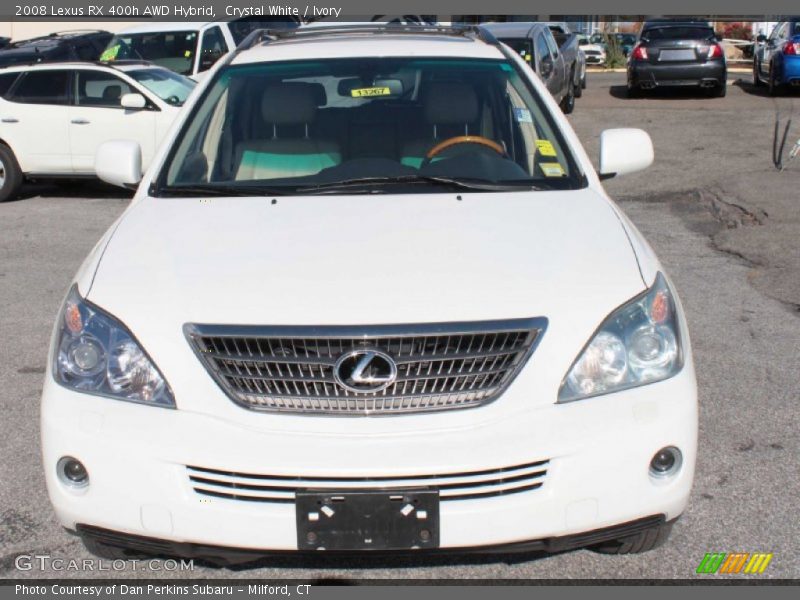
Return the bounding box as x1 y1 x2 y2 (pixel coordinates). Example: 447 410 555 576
42 25 697 563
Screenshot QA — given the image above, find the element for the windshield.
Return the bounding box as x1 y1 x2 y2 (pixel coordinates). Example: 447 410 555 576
159 57 582 195
102 31 199 75
127 68 195 106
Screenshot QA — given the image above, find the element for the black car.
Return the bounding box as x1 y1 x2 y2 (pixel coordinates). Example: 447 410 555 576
0 30 112 68
627 21 727 97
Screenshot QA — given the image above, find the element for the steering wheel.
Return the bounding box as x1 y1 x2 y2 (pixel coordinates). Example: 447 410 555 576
422 135 506 168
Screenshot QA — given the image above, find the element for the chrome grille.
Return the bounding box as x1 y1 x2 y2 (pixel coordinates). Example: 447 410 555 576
185 319 545 415
186 460 549 503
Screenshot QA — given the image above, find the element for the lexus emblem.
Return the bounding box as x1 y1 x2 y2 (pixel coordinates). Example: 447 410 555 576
334 349 397 394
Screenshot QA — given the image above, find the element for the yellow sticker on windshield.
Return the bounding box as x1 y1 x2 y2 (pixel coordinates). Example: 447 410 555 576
351 87 391 98
540 163 565 177
536 140 557 157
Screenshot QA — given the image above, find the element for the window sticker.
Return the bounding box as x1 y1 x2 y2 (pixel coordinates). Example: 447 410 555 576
540 162 565 177
536 139 557 157
351 87 391 98
514 107 533 123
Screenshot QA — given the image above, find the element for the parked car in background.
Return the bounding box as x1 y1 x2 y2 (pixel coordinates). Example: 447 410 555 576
101 23 234 80
43 24 696 562
0 30 112 68
627 21 727 97
101 19 299 80
611 33 637 56
483 22 580 113
577 34 607 66
753 19 800 95
545 22 587 96
0 62 195 201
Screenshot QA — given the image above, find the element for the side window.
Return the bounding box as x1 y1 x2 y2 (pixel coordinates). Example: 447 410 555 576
76 71 134 108
545 32 559 58
0 73 20 98
536 33 552 74
770 23 785 42
8 71 71 105
198 26 227 72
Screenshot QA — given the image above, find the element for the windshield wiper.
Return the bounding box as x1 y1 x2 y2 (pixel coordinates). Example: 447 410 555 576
158 184 290 197
296 175 543 194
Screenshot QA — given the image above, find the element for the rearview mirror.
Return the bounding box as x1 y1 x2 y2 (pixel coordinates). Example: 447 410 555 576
598 128 653 179
95 140 142 189
120 93 146 109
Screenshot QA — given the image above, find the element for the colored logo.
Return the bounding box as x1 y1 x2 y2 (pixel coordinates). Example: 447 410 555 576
696 552 773 574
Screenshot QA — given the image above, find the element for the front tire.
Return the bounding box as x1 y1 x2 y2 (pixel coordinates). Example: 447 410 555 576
560 78 575 114
574 68 583 98
0 144 23 202
768 64 783 96
591 521 674 555
753 59 762 87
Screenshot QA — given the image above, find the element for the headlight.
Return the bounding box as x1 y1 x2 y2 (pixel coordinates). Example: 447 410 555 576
53 286 175 408
558 273 683 403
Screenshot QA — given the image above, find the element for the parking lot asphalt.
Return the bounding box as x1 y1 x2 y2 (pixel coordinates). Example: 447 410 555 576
1 72 798 580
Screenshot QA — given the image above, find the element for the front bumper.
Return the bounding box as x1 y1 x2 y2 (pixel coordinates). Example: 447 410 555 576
42 366 697 553
628 60 726 88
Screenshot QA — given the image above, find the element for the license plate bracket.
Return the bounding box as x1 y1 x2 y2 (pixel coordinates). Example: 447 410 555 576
296 489 440 551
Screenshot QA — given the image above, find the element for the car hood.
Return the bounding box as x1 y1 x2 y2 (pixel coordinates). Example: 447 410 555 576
89 188 644 326
86 188 647 422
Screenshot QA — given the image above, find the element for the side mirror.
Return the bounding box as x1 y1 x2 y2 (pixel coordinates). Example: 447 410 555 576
540 57 554 78
756 34 767 43
95 140 142 189
120 93 146 109
598 128 653 179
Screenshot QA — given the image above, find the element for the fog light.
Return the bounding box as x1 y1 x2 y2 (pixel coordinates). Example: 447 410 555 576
649 446 682 478
57 456 89 488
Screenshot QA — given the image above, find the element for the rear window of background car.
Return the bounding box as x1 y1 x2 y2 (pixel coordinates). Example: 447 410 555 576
8 71 71 104
643 27 714 40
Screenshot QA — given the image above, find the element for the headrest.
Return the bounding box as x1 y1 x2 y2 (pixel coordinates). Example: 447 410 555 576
424 82 479 125
261 83 318 125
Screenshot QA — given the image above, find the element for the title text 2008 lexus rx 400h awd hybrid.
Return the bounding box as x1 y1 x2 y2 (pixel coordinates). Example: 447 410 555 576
42 25 697 562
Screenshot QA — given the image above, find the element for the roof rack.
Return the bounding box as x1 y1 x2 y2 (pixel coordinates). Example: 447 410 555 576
235 23 499 54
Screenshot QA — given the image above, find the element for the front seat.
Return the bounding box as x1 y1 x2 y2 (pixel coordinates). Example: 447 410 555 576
401 81 480 169
234 83 341 180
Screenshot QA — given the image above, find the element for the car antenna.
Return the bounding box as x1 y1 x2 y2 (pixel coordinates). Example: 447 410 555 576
772 101 799 170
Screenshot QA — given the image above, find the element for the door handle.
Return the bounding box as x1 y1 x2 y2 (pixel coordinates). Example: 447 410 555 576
1 117 18 123
71 118 90 125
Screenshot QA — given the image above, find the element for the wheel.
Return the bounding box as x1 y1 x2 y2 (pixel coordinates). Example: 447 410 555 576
753 59 762 86
581 72 587 89
0 143 23 202
626 84 642 98
715 82 727 97
560 78 575 114
81 536 151 560
591 521 674 555
768 64 783 96
573 68 583 98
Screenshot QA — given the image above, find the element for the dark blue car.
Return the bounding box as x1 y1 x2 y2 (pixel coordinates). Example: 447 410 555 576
753 19 800 95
